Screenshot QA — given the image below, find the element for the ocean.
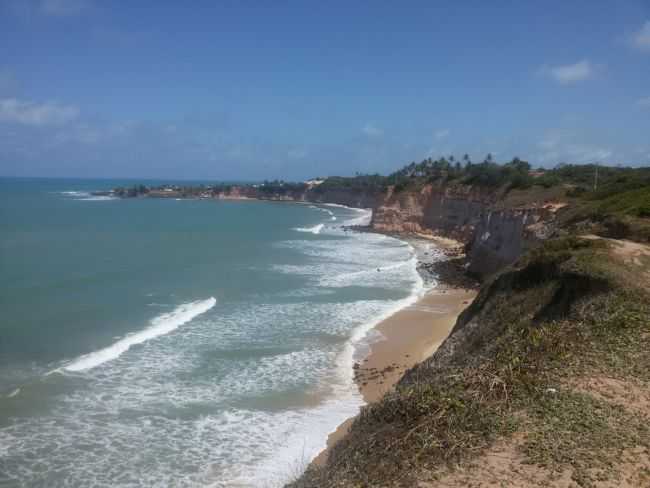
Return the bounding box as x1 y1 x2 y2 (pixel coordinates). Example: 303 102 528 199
0 178 427 487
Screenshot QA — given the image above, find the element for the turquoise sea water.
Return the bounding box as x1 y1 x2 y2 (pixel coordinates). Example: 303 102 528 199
0 178 426 487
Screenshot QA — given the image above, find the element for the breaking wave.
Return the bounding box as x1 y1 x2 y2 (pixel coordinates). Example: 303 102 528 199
293 223 325 234
62 298 217 372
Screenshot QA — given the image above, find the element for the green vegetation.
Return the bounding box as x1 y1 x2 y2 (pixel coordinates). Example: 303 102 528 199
383 154 534 191
545 164 650 242
257 180 309 196
319 160 649 217
113 184 149 197
113 159 650 241
310 174 387 194
290 237 650 487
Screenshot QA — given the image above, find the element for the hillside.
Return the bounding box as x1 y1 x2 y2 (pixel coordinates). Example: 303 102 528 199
289 236 650 487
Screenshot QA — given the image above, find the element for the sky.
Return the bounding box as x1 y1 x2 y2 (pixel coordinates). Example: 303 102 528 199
1 0 649 180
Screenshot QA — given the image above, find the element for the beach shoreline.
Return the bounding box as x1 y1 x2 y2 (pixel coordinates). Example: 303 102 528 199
312 233 477 466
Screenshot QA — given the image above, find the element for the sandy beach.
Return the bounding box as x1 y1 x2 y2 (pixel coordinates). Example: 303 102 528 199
313 236 477 465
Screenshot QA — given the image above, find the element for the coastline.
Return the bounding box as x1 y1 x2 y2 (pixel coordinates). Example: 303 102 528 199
313 233 477 467
79 192 477 479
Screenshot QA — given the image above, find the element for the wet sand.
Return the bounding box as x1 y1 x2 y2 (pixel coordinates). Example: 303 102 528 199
313 285 476 465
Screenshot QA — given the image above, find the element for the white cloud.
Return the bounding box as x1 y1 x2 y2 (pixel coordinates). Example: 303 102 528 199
630 20 650 51
636 96 650 108
0 98 79 126
541 60 595 84
434 129 450 139
362 123 383 137
39 0 90 16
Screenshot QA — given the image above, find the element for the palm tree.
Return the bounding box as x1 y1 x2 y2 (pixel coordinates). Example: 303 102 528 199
462 154 471 169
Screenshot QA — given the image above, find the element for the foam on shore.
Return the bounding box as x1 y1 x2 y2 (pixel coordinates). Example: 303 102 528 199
246 210 427 485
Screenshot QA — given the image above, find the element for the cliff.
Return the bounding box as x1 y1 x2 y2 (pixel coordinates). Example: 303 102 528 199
370 182 562 278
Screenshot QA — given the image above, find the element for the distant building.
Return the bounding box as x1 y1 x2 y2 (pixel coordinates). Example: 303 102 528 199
305 179 325 186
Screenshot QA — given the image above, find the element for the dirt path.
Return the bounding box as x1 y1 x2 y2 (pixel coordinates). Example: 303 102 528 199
583 234 650 286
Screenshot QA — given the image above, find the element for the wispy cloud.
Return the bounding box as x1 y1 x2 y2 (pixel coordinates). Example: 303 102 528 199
362 123 383 137
434 129 450 139
636 96 650 109
39 0 90 16
0 98 79 126
540 59 595 84
630 20 650 51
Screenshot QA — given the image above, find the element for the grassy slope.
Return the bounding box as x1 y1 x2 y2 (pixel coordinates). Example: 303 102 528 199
288 237 650 487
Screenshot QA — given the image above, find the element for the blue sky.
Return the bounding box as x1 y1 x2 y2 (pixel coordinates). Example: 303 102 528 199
1 0 649 180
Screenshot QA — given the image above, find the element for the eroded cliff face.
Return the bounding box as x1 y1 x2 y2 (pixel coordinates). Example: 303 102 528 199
371 183 557 278
465 209 555 276
371 183 493 241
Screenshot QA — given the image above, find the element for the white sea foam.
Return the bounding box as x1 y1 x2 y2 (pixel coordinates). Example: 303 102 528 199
322 203 353 209
78 196 118 201
60 191 117 201
62 297 216 372
272 243 425 485
310 206 337 221
250 233 426 485
343 208 372 226
293 223 324 234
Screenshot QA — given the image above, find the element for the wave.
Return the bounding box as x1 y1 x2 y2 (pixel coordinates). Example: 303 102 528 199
7 388 20 398
344 208 372 226
293 223 324 235
321 203 352 209
78 196 117 201
62 297 216 372
60 191 117 201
